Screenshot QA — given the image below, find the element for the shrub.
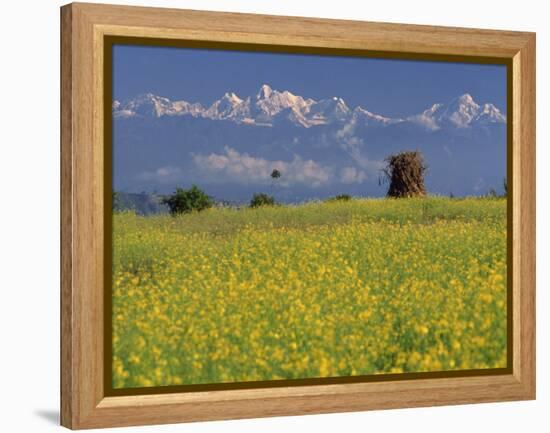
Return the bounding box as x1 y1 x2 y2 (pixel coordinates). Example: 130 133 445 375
327 193 352 202
162 185 213 215
486 188 498 199
112 191 121 211
250 193 276 208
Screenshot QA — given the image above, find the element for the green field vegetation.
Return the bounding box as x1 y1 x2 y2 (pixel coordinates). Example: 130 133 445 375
112 197 507 388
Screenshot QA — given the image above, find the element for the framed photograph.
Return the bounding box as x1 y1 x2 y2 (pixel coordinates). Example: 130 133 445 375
60 3 535 429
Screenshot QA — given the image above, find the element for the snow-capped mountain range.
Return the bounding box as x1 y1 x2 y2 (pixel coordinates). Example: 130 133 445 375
113 84 505 131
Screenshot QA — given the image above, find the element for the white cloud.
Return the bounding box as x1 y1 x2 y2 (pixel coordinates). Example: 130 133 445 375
138 166 184 183
334 121 384 174
340 166 367 184
335 118 357 140
346 147 384 173
193 146 333 187
408 113 440 131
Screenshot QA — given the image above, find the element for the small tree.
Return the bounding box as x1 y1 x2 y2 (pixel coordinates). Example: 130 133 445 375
270 168 281 190
162 185 213 215
250 193 275 208
271 169 281 182
383 151 427 198
112 191 121 211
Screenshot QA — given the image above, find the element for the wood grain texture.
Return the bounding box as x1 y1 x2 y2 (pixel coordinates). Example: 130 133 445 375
60 2 536 429
514 35 536 395
74 2 532 57
60 4 73 429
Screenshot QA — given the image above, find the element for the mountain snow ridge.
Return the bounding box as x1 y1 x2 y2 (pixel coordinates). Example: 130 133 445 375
113 84 506 130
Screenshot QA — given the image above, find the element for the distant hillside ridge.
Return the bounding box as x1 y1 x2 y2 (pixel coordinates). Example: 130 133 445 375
113 192 168 215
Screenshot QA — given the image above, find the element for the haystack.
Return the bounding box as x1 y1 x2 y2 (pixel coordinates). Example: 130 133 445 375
384 151 427 198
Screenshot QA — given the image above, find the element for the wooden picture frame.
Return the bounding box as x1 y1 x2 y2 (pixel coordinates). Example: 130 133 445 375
60 2 535 429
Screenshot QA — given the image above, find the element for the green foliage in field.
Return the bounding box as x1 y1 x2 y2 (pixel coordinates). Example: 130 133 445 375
326 193 353 202
249 193 276 208
112 197 507 388
162 185 213 215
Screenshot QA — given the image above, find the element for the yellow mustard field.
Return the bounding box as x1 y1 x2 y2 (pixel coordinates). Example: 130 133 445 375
112 197 507 388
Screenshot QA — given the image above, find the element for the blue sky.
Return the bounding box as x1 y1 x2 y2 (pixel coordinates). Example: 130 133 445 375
113 44 506 118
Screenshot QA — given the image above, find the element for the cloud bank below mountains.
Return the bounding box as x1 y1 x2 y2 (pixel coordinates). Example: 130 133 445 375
191 146 372 187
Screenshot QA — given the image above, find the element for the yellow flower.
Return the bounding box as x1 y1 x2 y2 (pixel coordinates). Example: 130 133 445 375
111 197 507 387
